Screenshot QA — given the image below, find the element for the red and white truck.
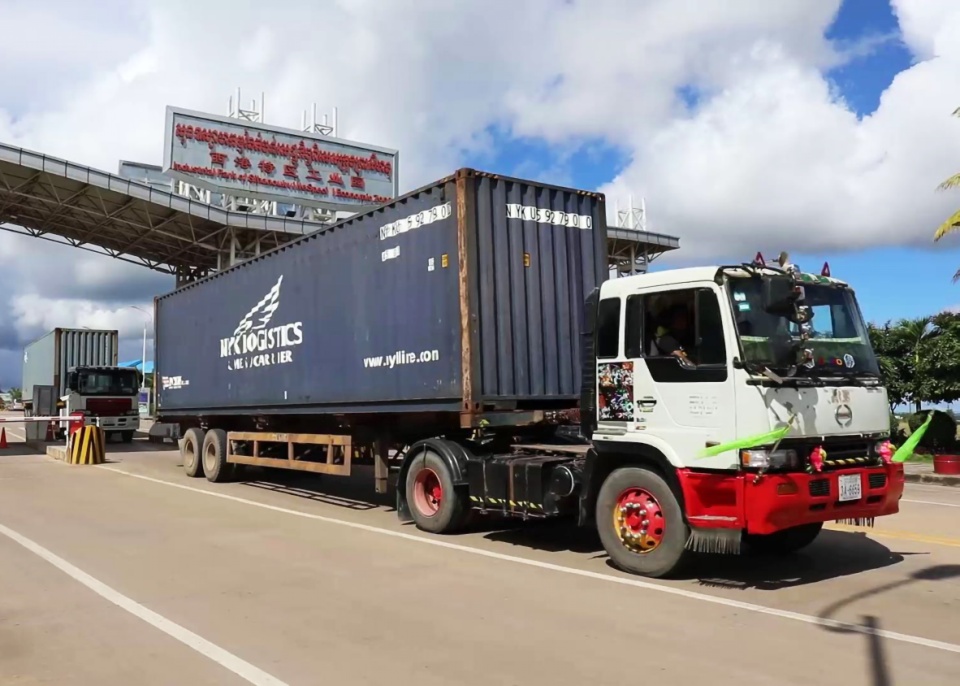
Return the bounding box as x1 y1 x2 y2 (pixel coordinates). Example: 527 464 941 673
22 328 141 442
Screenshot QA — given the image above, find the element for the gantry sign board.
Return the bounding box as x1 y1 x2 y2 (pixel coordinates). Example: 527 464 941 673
162 106 399 212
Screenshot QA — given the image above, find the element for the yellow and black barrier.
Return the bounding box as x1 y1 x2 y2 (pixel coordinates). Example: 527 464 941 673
69 425 106 465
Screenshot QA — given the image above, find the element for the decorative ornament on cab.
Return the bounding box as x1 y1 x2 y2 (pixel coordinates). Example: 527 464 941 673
809 446 826 473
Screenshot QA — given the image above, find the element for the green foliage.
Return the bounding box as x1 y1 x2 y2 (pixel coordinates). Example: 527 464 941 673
932 107 960 275
868 322 912 409
868 313 960 410
907 410 957 452
7 387 21 402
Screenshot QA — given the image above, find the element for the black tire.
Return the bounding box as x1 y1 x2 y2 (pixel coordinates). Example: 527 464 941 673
202 428 231 483
595 466 689 579
120 431 135 444
182 427 205 478
744 522 823 555
404 449 468 534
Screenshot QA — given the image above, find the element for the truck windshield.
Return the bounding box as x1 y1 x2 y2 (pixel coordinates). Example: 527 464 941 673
77 369 140 396
727 276 880 377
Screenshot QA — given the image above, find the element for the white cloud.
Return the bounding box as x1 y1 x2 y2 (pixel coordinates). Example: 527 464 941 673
1 0 960 386
9 294 152 341
892 0 960 59
602 43 960 258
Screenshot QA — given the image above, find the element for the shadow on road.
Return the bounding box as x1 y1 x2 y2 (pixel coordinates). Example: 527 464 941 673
816 564 960 686
689 530 910 591
236 468 393 511
483 521 910 590
482 517 606 555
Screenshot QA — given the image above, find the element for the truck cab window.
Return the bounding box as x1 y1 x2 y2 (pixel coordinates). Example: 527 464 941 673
596 298 621 359
641 288 728 382
77 369 140 396
624 295 644 359
695 288 727 365
645 291 696 360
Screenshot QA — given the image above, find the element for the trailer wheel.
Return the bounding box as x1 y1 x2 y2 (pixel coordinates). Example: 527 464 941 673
405 449 467 534
182 427 205 478
202 428 231 483
595 466 689 579
744 522 822 555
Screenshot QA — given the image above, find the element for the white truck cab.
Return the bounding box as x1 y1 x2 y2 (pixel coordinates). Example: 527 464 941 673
62 366 141 443
580 256 901 576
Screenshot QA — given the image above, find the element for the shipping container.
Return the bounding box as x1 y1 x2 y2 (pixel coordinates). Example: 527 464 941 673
155 168 608 423
22 328 119 406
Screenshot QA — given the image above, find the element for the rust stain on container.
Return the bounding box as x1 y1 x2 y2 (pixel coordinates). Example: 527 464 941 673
456 171 473 412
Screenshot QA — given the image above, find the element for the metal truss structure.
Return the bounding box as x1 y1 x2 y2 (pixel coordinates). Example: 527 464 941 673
607 196 679 276
1 137 680 287
0 142 323 287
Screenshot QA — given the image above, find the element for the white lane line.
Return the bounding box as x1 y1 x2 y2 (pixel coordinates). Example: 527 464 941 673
2 427 25 441
0 521 289 686
101 466 960 656
902 498 960 508
906 483 960 493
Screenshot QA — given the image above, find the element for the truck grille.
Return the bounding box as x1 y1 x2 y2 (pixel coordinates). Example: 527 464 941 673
809 479 830 497
868 473 887 489
783 437 880 471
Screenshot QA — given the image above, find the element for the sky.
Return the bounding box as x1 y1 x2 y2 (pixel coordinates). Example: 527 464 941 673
0 0 959 390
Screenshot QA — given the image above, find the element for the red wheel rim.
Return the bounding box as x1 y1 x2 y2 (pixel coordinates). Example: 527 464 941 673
413 467 443 517
613 487 665 553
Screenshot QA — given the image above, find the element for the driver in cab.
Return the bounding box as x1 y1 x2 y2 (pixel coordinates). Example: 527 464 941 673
651 304 694 364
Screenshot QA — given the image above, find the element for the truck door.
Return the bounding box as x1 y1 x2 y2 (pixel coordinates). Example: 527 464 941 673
623 285 737 465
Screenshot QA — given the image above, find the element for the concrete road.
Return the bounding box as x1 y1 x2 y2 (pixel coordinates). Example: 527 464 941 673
0 421 958 684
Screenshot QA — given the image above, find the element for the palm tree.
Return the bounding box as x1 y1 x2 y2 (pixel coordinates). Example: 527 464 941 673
933 107 960 279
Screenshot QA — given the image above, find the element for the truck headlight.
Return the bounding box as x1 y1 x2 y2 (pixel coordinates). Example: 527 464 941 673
740 448 799 469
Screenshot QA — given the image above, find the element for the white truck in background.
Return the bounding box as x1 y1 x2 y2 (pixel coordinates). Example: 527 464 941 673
22 328 141 442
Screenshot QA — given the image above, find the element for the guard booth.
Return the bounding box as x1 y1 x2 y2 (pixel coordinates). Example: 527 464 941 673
24 385 56 441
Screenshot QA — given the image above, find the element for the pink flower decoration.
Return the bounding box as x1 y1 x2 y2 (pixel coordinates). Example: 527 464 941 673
878 441 894 465
809 446 826 473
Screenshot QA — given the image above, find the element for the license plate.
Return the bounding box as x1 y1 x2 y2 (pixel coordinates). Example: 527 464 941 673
838 474 862 502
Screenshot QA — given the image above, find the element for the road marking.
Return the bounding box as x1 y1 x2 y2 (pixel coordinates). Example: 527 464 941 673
901 498 960 508
0 521 289 686
100 467 960 656
826 523 960 549
2 427 25 441
906 483 959 494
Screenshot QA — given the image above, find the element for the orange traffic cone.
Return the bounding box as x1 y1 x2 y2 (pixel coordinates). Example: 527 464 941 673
44 422 55 442
0 428 7 449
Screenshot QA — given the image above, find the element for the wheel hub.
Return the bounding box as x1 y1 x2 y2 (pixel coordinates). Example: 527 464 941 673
413 468 443 517
613 488 665 553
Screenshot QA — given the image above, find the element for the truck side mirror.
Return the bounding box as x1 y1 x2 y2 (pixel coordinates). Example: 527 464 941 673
761 276 803 320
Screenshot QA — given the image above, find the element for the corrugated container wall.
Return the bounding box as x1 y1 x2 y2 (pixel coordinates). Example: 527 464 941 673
22 329 119 399
155 169 607 416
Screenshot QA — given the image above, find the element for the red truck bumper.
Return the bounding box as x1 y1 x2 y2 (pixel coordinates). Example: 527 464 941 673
677 463 905 535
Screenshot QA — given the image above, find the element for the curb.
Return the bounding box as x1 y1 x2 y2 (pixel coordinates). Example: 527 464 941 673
904 471 960 488
47 444 68 461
